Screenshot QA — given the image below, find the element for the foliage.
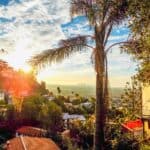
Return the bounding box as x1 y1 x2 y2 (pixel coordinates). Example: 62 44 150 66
128 0 150 36
34 81 49 95
0 102 7 121
21 95 63 133
53 96 66 111
21 95 46 120
62 137 78 150
50 133 81 150
140 141 150 150
104 76 143 149
6 104 16 121
0 100 6 105
116 136 140 150
120 76 142 119
30 36 87 68
40 101 63 133
123 0 150 83
57 87 61 94
69 116 94 149
53 93 95 115
0 128 13 145
0 60 12 89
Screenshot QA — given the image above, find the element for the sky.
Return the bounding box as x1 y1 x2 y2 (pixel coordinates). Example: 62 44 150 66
0 0 138 88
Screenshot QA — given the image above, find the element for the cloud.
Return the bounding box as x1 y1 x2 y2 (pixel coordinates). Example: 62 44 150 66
0 0 70 58
107 46 137 76
0 1 137 87
108 34 128 41
61 16 94 37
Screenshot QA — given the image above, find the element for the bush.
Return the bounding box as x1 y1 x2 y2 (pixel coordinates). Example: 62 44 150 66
0 128 13 145
21 95 63 134
40 101 63 133
116 137 140 150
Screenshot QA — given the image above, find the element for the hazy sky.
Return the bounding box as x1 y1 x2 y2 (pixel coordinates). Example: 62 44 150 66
0 0 137 87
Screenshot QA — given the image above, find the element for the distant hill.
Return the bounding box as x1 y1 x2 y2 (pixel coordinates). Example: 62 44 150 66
47 84 124 98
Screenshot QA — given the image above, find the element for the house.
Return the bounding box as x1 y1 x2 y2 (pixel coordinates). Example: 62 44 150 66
4 136 60 150
0 90 12 104
63 113 86 129
80 102 92 108
0 90 11 117
43 94 55 101
16 126 47 137
142 85 150 138
48 96 55 101
63 113 86 121
121 119 143 139
0 90 5 101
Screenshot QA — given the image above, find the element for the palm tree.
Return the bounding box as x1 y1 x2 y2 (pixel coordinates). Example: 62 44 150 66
30 1 128 149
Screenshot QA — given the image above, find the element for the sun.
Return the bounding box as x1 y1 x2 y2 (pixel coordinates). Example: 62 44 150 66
21 64 32 73
8 61 32 73
4 48 33 73
3 36 34 72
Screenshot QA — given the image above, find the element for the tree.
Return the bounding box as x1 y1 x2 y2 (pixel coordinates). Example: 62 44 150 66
40 101 63 134
6 104 16 121
22 95 63 133
22 95 47 121
122 0 150 83
69 117 94 149
57 86 61 95
30 1 128 149
0 60 12 89
120 77 142 120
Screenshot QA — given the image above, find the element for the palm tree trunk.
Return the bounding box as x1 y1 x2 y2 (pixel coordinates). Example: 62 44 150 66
94 73 105 150
94 26 106 150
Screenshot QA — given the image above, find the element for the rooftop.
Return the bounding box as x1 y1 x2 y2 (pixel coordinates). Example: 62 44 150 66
16 126 47 137
5 136 60 150
63 113 86 121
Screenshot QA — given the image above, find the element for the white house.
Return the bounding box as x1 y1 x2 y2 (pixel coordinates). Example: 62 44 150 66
142 85 150 138
0 90 5 101
63 113 86 129
63 113 86 121
142 85 150 116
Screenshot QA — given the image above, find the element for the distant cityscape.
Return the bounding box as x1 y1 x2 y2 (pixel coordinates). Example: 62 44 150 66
47 84 124 98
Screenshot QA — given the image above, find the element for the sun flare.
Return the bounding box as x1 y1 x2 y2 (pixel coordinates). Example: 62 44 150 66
21 64 32 73
4 47 33 72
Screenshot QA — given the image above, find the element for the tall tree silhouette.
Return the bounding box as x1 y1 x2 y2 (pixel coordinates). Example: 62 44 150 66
30 1 128 149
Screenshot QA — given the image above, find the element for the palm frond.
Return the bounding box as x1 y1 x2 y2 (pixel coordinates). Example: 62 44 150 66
104 0 128 26
71 0 97 25
71 0 128 26
29 36 87 69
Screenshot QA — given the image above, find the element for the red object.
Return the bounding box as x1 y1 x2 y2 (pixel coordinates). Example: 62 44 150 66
122 119 143 132
125 119 142 129
16 126 47 137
